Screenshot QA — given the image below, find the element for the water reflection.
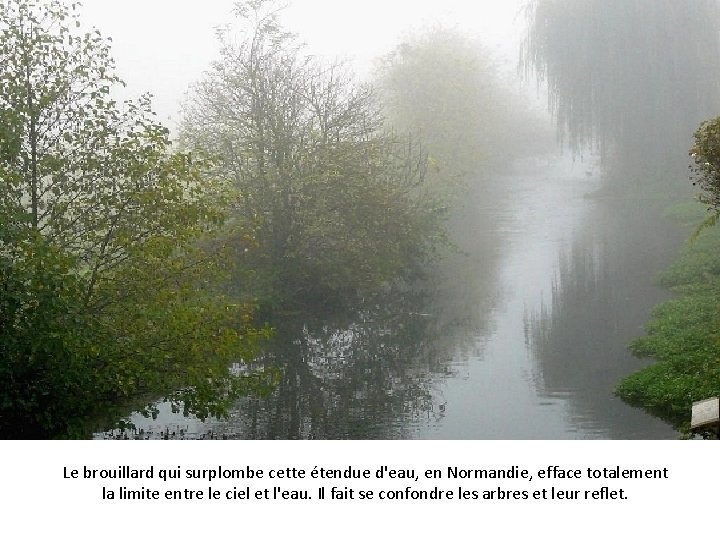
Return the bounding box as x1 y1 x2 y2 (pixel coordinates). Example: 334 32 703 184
99 255 498 439
415 159 681 439
526 198 685 438
233 294 455 439
98 158 684 440
99 169 504 440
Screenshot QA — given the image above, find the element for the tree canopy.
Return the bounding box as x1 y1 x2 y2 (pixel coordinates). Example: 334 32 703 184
181 0 446 307
0 0 266 437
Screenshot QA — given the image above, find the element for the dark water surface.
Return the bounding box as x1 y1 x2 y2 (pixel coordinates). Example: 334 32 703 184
99 157 683 439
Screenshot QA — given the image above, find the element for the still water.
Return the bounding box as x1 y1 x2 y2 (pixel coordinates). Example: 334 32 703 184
99 157 683 439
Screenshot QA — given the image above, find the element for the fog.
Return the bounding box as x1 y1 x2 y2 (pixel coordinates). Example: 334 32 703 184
78 0 527 127
4 0 720 440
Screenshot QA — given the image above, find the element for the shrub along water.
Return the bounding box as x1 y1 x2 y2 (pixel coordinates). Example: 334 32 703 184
616 202 720 428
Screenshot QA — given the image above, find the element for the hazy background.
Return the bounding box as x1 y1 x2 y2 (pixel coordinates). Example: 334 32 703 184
78 0 527 129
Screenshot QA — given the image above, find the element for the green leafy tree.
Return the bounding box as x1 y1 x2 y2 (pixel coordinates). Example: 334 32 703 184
181 0 445 306
0 0 266 437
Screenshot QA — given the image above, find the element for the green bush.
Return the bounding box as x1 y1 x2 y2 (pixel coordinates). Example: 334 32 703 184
617 216 720 426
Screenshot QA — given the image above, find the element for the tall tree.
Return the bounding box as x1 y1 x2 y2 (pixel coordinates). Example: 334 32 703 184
182 0 444 305
376 27 554 199
0 0 264 437
375 29 500 193
522 0 720 185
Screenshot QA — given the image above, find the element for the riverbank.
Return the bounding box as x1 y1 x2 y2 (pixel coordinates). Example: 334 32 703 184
616 201 720 431
97 162 686 440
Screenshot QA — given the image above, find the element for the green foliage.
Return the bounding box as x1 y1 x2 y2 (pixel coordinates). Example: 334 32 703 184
0 0 266 437
0 233 99 436
690 117 720 225
181 0 446 307
616 214 720 426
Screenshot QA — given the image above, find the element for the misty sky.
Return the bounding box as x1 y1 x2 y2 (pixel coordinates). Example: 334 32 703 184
78 0 527 129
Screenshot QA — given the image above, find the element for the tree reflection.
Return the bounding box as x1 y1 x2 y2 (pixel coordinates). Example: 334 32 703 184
101 247 498 440
525 199 683 438
98 176 506 440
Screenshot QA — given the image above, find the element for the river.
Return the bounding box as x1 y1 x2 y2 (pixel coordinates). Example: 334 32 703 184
98 156 684 439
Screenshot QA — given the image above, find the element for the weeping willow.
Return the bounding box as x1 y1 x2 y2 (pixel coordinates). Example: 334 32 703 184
522 0 720 184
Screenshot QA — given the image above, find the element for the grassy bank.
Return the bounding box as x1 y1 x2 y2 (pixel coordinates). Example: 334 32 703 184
616 201 720 429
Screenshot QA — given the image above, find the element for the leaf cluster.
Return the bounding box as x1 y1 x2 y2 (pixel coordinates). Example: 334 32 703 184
690 117 720 213
0 0 266 437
